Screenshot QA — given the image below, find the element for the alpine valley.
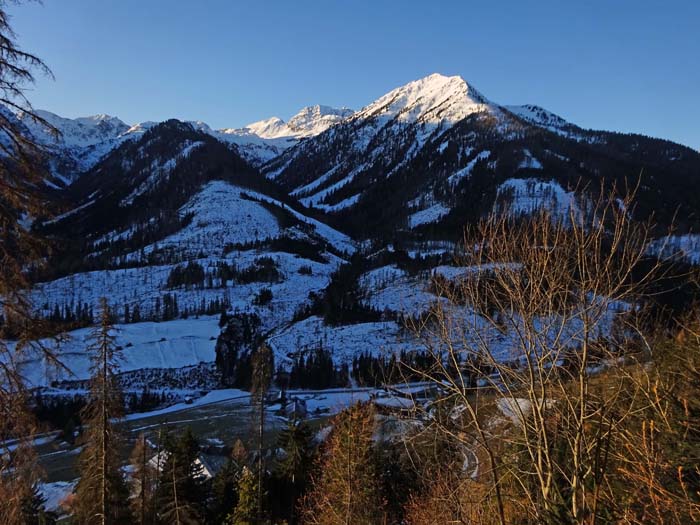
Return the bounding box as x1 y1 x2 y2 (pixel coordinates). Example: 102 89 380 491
11 73 700 403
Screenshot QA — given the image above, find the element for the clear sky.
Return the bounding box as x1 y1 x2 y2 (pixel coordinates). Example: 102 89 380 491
7 0 700 149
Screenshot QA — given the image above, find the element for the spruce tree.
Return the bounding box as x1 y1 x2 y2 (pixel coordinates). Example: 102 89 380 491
211 453 241 525
20 484 58 525
227 466 258 525
73 298 131 524
276 417 315 524
156 427 206 525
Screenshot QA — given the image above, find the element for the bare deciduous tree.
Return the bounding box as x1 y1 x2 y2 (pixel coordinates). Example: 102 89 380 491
405 184 682 524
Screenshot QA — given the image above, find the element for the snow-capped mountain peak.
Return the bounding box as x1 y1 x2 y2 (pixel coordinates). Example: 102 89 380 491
238 116 289 139
233 105 353 140
19 109 129 149
286 105 354 136
354 73 492 126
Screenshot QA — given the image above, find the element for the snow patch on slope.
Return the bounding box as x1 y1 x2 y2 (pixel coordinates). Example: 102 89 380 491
14 317 221 388
447 150 491 185
408 203 451 228
497 178 578 220
143 180 281 257
505 104 572 135
518 148 543 170
268 316 413 368
647 234 700 265
121 140 205 206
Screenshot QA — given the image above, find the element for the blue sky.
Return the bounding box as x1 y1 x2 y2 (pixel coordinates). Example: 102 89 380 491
8 0 700 149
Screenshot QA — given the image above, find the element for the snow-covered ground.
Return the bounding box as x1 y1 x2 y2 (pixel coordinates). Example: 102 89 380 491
14 316 221 388
497 177 578 220
359 266 442 315
35 248 337 319
126 181 282 258
408 203 451 228
518 148 543 170
647 233 700 265
123 388 250 421
38 480 76 516
268 316 415 368
447 150 491 186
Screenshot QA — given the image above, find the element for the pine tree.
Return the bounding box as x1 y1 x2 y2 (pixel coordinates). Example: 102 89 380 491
211 452 242 525
276 418 315 524
129 433 156 525
251 343 273 522
156 428 206 524
300 403 383 525
227 466 258 525
73 298 131 524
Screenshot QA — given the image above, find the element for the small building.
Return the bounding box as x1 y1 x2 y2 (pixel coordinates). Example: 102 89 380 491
146 450 227 480
284 397 307 419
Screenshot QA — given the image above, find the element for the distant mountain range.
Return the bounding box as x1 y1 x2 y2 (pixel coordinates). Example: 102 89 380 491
8 73 700 394
13 103 354 185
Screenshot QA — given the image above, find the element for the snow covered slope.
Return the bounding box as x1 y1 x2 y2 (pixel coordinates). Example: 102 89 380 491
8 102 353 183
262 73 515 226
495 178 580 222
267 73 502 202
212 105 353 165
265 72 700 238
15 317 221 388
504 104 579 136
241 105 353 139
647 234 700 265
353 73 491 128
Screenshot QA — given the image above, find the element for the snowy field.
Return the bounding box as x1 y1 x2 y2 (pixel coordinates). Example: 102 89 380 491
14 316 221 388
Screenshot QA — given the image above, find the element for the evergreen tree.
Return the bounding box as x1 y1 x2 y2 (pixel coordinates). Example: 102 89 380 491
251 343 273 522
20 484 58 525
211 453 241 525
156 428 206 524
227 466 259 525
73 298 131 524
0 3 59 521
300 403 383 525
275 417 315 524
